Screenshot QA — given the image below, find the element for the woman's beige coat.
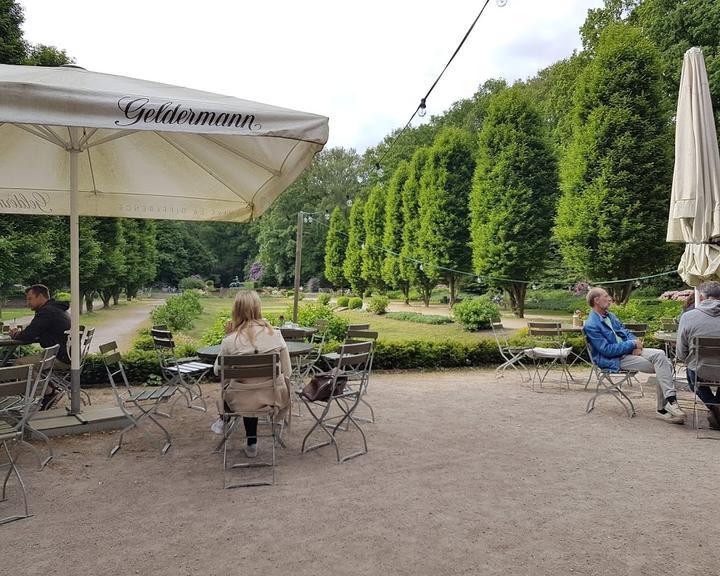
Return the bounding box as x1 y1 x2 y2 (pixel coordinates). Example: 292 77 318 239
213 323 292 420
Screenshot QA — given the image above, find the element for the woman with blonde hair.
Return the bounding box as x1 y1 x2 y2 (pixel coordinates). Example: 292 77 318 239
212 290 292 457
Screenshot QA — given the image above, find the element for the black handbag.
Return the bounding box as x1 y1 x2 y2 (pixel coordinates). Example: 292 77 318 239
301 371 348 401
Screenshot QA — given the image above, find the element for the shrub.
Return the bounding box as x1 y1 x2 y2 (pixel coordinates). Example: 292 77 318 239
178 276 206 290
286 302 348 341
368 295 389 314
317 293 331 305
385 312 454 325
201 313 231 345
348 297 363 310
612 298 682 330
336 296 350 307
54 291 71 303
453 297 500 331
151 290 203 331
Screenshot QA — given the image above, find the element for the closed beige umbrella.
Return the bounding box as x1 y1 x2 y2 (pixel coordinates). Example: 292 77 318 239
0 64 328 413
667 47 720 288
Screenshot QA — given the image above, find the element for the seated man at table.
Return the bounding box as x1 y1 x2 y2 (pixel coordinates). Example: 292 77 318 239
584 287 686 424
10 284 71 369
676 281 720 428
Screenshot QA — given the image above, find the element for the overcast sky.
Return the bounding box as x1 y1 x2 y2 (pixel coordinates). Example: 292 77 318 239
19 0 603 152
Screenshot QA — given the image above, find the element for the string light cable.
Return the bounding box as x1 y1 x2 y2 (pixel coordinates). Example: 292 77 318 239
376 0 505 171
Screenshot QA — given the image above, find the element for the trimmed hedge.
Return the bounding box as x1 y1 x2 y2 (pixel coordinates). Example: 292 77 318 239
385 312 454 325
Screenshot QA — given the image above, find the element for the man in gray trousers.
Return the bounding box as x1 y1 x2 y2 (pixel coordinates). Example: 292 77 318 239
676 281 720 429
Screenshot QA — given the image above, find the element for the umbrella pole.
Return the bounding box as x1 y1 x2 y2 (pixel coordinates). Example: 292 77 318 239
69 142 81 415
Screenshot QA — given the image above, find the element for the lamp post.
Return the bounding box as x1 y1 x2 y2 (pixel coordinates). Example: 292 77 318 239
292 211 303 323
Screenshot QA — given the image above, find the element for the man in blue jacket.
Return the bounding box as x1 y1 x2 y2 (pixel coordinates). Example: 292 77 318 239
584 287 686 424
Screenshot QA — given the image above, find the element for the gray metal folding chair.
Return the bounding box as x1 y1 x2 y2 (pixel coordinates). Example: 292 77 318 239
4 345 59 469
583 330 636 418
100 341 179 456
151 328 209 412
279 327 307 342
49 326 94 407
299 341 372 463
491 321 530 380
688 337 720 438
0 364 35 524
525 321 574 390
347 323 370 331
218 353 283 488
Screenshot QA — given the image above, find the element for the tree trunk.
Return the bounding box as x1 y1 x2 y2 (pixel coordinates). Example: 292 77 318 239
84 292 94 313
112 288 121 305
509 282 527 318
448 276 456 308
607 282 633 305
101 288 112 308
402 282 410 305
421 283 432 307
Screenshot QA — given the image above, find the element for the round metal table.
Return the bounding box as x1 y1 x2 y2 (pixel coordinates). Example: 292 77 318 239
197 340 313 363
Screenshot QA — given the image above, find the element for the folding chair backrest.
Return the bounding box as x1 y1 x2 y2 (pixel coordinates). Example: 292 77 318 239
219 353 280 382
99 341 132 395
491 321 510 348
314 319 328 333
691 337 720 384
33 344 59 400
80 327 95 364
151 328 175 348
279 327 306 342
582 329 598 366
347 323 370 332
660 318 678 331
0 364 34 428
345 330 378 343
527 321 562 340
337 341 373 371
623 323 648 338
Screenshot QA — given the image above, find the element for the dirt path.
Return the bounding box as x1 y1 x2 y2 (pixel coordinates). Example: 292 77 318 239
3 368 716 576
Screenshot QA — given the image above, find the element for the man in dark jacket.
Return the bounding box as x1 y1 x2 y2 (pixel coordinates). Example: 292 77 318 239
10 284 71 367
676 281 720 428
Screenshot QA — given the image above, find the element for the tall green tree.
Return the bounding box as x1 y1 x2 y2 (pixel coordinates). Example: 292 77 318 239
122 219 157 299
400 148 435 306
343 198 367 296
154 221 214 286
382 161 410 303
361 185 386 292
89 218 126 308
0 0 26 65
417 127 475 307
555 23 673 303
324 207 348 288
470 88 559 317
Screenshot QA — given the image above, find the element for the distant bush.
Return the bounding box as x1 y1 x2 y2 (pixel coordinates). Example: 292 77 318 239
452 297 500 331
348 297 363 310
317 293 331 305
385 312 454 325
151 291 203 331
612 298 682 330
178 276 206 290
336 296 350 307
523 289 587 313
54 291 71 303
288 302 348 341
368 295 389 314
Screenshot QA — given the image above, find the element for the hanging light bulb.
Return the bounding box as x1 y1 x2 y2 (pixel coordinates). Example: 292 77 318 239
346 194 353 208
303 215 308 224
308 216 314 223
324 210 330 221
419 263 424 271
375 162 384 177
418 98 427 118
496 0 508 6
476 276 482 283
361 242 366 250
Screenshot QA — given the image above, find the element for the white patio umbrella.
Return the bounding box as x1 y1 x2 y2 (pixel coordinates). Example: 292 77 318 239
667 47 720 297
0 64 328 413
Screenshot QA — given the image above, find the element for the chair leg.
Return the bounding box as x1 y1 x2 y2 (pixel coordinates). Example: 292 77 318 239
0 440 30 524
25 425 53 469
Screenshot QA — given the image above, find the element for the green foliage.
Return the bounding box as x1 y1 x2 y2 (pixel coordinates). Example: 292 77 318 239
452 297 500 331
121 219 156 299
555 23 673 303
523 289 588 313
0 0 26 64
324 207 348 288
611 299 682 330
336 296 350 307
381 161 410 300
178 277 207 290
417 127 475 306
154 221 215 287
368 295 389 314
372 339 502 369
470 86 559 317
201 313 231 346
343 198 367 295
151 291 203 331
384 312 453 325
286 302 348 342
316 293 331 305
361 185 386 291
348 297 363 310
54 291 71 304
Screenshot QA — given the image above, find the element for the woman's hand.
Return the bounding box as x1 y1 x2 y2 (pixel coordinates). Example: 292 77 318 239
224 320 234 335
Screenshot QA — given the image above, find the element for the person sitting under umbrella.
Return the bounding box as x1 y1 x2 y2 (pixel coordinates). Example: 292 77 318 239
676 281 720 428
